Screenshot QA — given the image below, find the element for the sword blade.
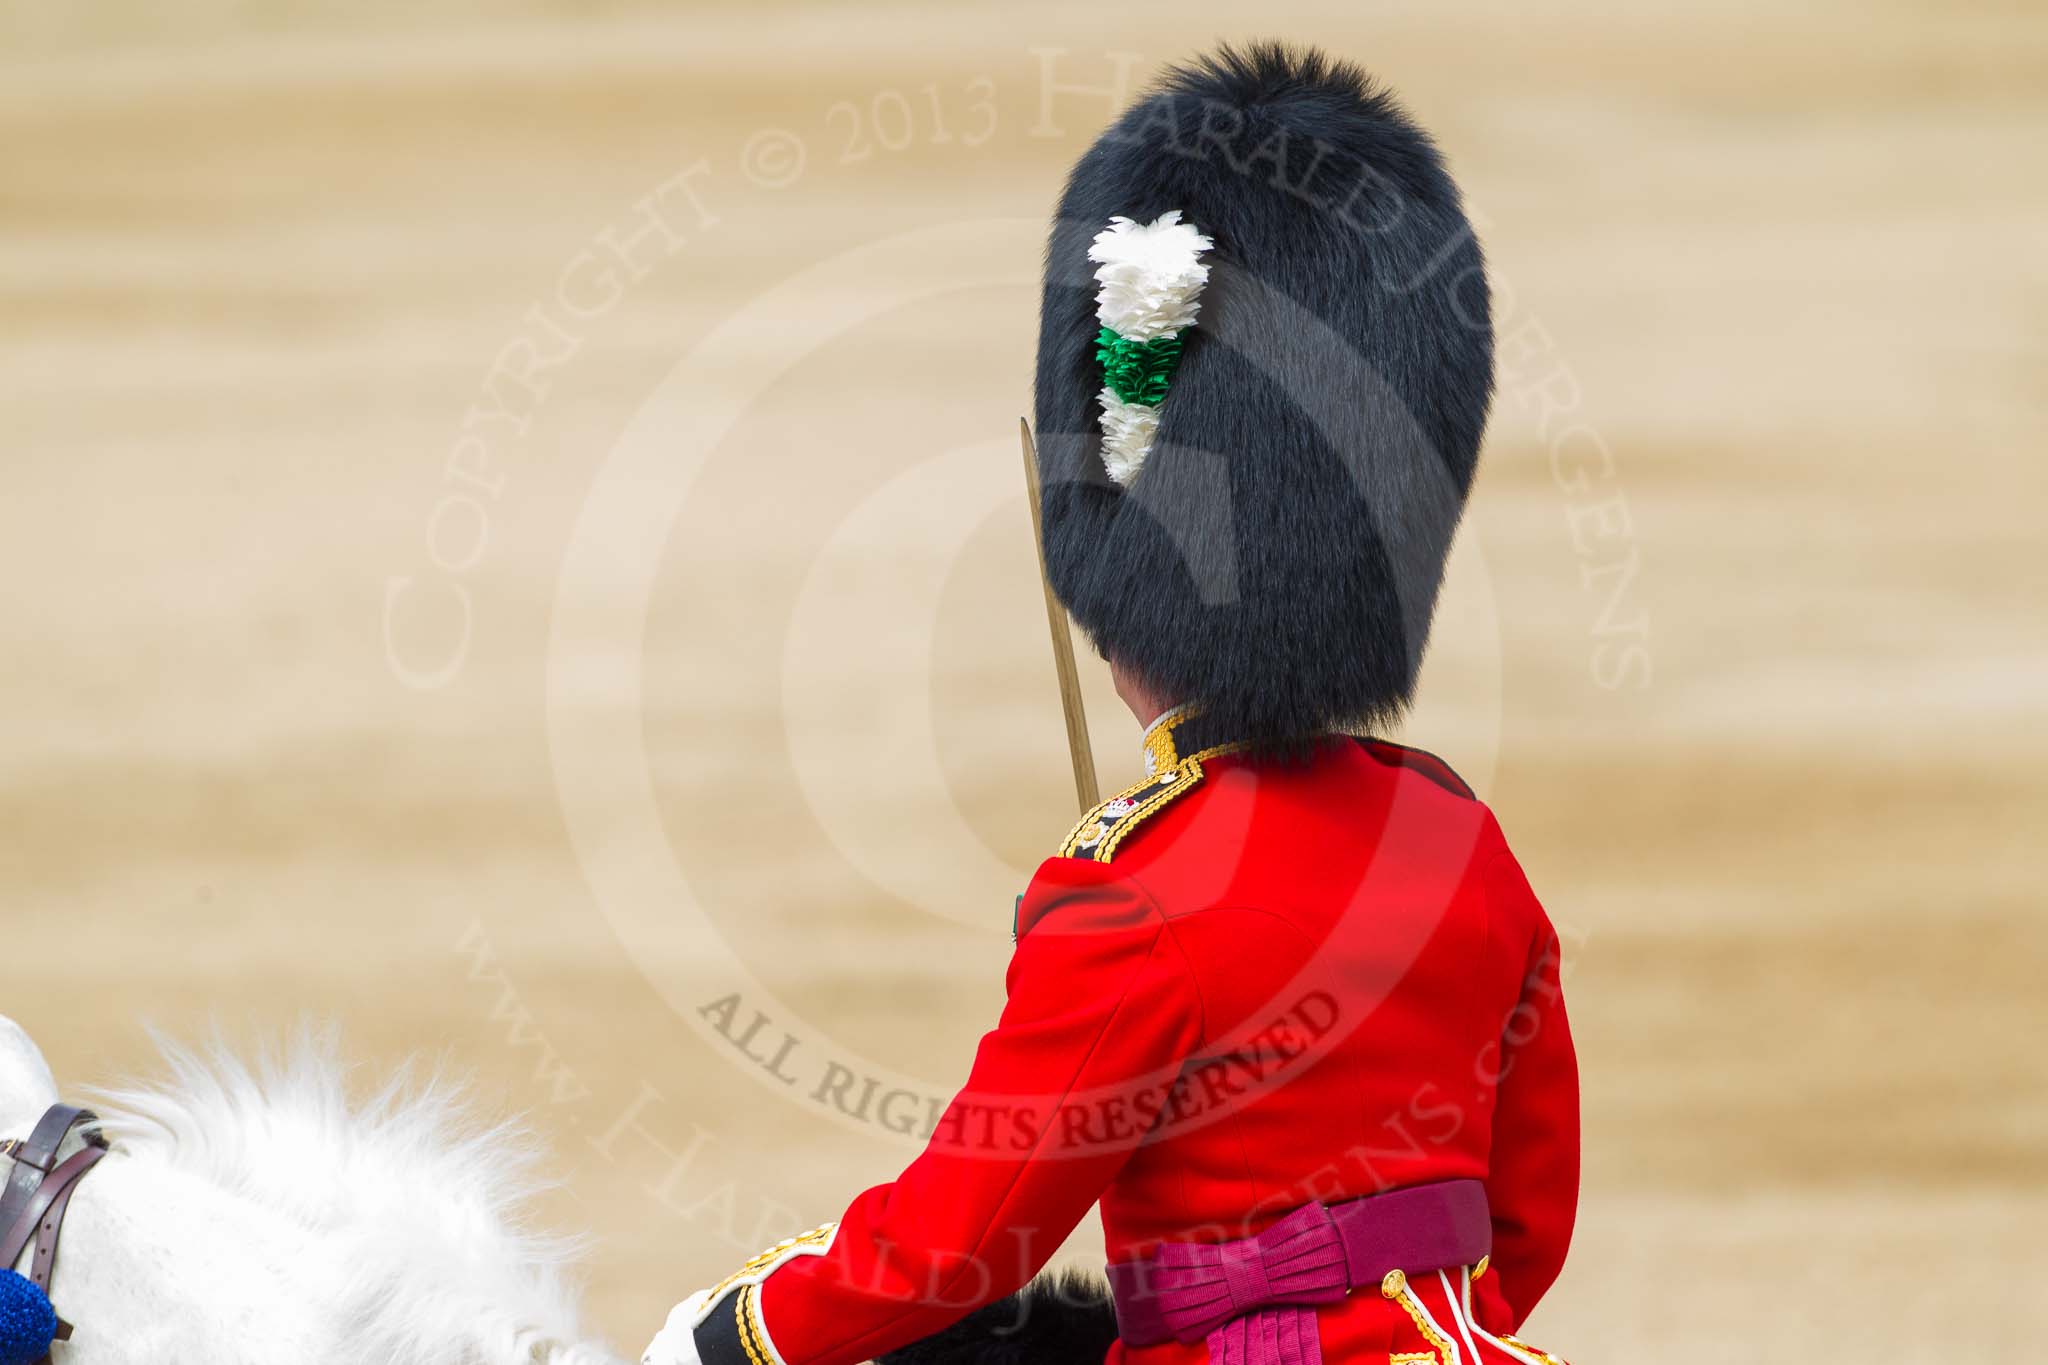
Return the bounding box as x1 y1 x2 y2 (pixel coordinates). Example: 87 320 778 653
1018 418 1101 813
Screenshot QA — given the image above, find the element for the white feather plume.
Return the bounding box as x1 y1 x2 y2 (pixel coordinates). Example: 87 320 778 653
1088 211 1214 341
1086 211 1212 487
1096 391 1162 488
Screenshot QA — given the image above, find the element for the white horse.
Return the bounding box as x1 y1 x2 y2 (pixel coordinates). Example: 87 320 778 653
0 1014 622 1365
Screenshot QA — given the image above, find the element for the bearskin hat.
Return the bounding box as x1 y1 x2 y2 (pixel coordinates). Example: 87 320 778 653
1032 42 1494 750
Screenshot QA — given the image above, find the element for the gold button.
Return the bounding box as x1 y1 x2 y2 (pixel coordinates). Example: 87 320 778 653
1472 1255 1490 1280
1380 1268 1407 1299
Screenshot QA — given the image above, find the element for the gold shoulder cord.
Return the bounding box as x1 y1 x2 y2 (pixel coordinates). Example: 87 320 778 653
1055 736 1250 864
1058 759 1204 861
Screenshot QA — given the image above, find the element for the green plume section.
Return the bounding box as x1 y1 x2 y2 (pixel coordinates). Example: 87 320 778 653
1095 328 1186 406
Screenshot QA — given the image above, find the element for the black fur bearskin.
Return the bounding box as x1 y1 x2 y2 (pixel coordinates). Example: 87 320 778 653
876 1271 1120 1365
1033 42 1495 751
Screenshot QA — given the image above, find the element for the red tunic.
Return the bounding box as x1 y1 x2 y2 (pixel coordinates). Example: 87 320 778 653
701 718 1578 1365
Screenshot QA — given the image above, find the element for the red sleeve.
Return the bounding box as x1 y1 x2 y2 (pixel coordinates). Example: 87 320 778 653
692 858 1203 1365
1479 847 1580 1330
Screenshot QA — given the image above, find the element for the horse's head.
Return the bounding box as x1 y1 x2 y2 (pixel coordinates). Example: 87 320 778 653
0 1014 60 1136
0 1022 624 1365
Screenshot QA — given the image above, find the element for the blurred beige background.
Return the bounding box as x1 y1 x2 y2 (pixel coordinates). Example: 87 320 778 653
3 2 2044 1360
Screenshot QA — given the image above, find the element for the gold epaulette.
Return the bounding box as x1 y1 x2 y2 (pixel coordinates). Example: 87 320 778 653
1056 757 1209 862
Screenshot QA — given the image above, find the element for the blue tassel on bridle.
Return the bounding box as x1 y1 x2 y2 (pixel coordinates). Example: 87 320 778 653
0 1269 56 1365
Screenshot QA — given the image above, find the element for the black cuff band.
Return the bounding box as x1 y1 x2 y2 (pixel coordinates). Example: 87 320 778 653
693 1284 764 1365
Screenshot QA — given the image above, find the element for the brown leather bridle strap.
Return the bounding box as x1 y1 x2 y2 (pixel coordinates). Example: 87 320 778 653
0 1105 94 1243
0 1104 107 1362
3 1144 105 1287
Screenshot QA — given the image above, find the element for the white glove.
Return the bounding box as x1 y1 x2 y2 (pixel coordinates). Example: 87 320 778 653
640 1289 713 1365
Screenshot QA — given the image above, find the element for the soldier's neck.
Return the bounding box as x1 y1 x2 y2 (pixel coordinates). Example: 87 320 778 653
1109 659 1177 730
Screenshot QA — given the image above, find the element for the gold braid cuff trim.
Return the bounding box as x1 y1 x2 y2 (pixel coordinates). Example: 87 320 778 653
693 1222 839 1325
734 1285 774 1365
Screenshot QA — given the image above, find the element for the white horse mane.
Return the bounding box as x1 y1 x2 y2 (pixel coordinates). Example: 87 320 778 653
87 1026 620 1365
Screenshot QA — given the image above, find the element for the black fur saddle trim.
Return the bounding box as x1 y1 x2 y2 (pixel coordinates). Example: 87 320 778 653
878 1271 1120 1365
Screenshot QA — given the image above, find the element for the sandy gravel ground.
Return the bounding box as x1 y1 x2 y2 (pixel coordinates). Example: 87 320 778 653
3 3 2044 1360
